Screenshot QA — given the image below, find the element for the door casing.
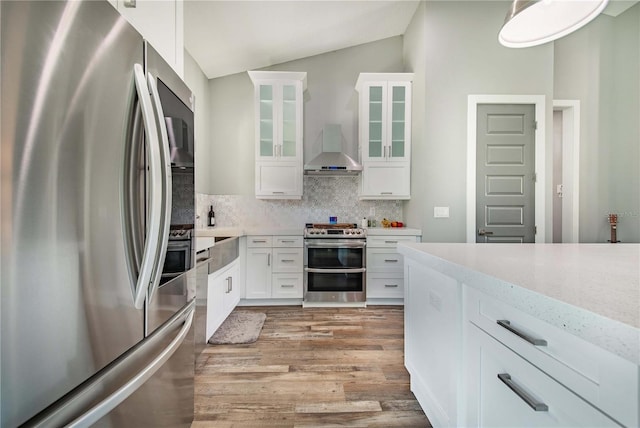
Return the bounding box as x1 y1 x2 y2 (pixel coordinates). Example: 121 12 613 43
467 95 546 243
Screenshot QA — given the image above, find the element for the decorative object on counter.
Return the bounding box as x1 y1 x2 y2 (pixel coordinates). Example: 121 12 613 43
380 218 404 228
329 216 337 224
608 213 619 243
208 311 266 345
208 205 215 227
361 217 368 228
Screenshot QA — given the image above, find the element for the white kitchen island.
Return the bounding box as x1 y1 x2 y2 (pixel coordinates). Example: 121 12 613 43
398 243 639 428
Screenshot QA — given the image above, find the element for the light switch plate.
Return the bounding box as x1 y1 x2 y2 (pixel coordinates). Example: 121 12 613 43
434 206 450 218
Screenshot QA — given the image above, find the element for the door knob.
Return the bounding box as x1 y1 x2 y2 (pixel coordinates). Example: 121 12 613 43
478 229 494 236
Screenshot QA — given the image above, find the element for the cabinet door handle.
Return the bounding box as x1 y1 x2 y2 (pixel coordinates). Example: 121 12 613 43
281 284 295 288
497 373 548 412
384 284 399 288
267 254 271 266
281 259 295 263
384 259 399 263
226 277 232 293
497 320 547 346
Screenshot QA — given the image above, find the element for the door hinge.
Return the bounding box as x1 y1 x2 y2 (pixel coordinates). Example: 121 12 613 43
533 120 538 130
532 173 537 182
534 226 538 234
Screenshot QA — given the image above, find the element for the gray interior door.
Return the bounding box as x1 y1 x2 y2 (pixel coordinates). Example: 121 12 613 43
476 104 535 243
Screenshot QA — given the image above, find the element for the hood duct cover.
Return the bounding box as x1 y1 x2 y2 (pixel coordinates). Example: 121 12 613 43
304 124 362 175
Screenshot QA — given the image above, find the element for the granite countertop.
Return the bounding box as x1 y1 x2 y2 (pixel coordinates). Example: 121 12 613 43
397 243 640 364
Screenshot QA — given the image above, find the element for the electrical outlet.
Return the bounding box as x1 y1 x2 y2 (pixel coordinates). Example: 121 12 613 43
369 207 375 217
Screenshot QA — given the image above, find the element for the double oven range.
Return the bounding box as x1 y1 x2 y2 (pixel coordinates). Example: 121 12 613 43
303 223 367 304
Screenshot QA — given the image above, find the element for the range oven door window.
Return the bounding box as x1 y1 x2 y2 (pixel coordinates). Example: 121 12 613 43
306 244 364 269
162 240 191 278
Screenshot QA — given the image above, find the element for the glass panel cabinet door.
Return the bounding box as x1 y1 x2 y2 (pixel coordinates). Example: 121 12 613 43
259 84 275 157
390 85 406 158
368 85 384 159
281 84 297 158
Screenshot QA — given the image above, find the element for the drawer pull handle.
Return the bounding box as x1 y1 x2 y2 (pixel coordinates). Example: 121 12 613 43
384 240 398 244
384 259 399 263
498 373 549 412
497 320 547 346
384 284 399 288
281 259 295 262
281 284 295 288
253 240 267 243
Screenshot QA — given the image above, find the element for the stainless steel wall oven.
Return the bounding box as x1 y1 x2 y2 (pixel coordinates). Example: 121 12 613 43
303 223 367 304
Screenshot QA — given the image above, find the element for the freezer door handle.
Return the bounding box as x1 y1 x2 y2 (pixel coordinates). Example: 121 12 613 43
130 63 163 309
146 72 173 303
66 307 195 427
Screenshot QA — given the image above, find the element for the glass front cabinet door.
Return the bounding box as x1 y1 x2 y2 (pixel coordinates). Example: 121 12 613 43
356 73 413 199
249 71 306 199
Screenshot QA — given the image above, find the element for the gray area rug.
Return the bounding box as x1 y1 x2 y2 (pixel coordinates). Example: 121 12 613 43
208 311 266 345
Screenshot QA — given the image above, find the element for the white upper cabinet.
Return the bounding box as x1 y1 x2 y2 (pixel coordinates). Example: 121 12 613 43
109 0 184 76
248 71 307 199
356 73 413 200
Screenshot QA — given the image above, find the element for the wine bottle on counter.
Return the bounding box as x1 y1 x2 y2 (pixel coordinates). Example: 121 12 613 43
208 206 216 227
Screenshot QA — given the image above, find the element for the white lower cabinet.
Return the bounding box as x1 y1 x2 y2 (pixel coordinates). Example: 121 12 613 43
206 259 240 340
245 235 303 300
467 323 617 427
366 234 419 302
403 259 639 428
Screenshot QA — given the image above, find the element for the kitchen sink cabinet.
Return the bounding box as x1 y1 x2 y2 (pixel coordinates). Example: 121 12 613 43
245 235 303 300
248 71 307 200
206 259 240 340
356 73 413 200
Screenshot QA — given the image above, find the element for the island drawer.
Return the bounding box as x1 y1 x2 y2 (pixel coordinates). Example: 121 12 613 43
464 286 639 428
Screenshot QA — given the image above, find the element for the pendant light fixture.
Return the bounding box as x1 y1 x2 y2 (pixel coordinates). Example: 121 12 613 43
499 0 610 48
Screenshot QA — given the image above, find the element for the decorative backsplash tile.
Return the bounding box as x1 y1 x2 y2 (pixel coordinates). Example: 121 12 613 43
196 176 403 229
172 170 195 226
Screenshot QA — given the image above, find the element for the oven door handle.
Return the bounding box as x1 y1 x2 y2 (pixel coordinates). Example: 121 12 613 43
304 242 366 249
304 268 366 274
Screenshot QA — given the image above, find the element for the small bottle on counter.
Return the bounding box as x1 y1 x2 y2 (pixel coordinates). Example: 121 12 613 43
361 217 368 228
208 206 216 227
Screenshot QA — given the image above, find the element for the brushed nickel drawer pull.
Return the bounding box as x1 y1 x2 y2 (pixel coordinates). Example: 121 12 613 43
384 284 399 288
497 320 547 346
384 259 399 263
253 240 267 243
385 240 398 244
498 373 548 412
281 284 295 288
281 259 295 263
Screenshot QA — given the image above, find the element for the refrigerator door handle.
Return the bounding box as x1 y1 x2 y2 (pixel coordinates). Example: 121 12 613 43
146 72 173 303
131 63 163 309
66 307 195 428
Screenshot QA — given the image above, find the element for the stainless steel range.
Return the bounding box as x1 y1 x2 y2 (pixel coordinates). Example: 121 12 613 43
303 223 367 305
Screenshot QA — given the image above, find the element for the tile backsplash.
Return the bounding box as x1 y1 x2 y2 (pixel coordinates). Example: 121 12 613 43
196 176 403 229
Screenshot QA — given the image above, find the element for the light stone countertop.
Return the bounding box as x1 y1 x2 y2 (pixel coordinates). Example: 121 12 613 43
365 227 422 236
397 243 640 364
197 226 422 237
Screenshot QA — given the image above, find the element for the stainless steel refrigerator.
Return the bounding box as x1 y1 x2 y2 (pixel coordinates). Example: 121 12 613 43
1 1 197 426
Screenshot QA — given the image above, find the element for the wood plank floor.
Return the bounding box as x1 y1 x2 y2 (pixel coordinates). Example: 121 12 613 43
193 306 431 427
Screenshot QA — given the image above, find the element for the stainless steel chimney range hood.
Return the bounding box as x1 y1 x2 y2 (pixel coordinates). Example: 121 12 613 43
304 124 362 176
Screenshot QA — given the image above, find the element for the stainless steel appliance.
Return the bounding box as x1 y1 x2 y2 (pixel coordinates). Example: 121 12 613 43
303 223 367 304
1 1 196 426
162 226 194 283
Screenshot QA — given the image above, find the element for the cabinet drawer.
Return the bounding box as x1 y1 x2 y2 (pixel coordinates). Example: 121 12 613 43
465 286 639 427
272 273 303 298
367 274 404 298
247 235 273 247
273 248 303 272
367 249 404 271
274 235 303 247
467 323 617 427
367 235 417 248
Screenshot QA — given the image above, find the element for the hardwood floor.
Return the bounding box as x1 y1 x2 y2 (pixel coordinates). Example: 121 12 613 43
193 306 431 427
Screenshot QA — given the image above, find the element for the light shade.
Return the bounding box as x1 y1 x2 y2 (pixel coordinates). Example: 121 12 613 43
499 0 610 48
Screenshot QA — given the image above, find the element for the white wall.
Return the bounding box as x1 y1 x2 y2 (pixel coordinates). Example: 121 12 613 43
402 1 554 242
207 37 404 196
183 49 211 194
554 4 640 243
